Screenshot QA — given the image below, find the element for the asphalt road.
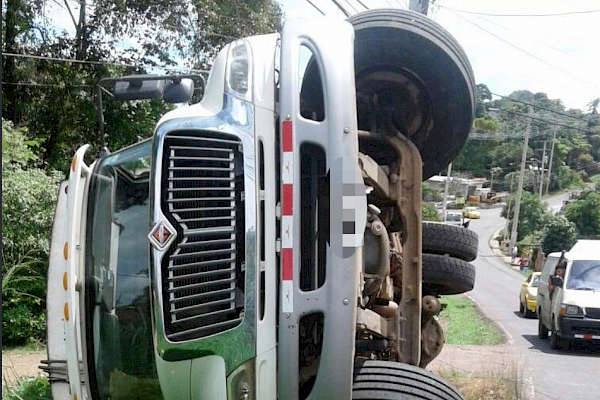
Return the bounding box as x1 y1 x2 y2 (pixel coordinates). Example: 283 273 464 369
468 204 600 400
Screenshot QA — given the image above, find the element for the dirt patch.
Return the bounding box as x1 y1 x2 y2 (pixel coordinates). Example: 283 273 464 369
427 343 514 376
2 350 46 385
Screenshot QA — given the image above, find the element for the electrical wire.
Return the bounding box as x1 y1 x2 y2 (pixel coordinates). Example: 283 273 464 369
305 0 326 15
1 52 209 73
479 104 597 136
489 92 597 123
441 8 600 91
465 11 600 71
436 5 600 18
2 81 91 88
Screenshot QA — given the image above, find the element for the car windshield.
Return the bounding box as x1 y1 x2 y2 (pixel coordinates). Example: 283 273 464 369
531 274 540 288
446 214 461 222
566 260 600 290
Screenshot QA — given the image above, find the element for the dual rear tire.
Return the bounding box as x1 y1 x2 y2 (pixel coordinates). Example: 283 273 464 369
421 222 478 296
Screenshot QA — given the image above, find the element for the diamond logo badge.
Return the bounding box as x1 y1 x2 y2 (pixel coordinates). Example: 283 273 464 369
149 222 176 250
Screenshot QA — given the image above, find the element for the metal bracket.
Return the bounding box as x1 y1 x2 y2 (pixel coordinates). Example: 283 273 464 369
386 132 423 367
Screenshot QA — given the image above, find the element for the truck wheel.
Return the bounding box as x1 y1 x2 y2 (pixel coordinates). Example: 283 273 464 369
550 330 562 349
353 360 465 400
422 254 475 296
422 222 478 262
348 9 476 179
538 315 549 339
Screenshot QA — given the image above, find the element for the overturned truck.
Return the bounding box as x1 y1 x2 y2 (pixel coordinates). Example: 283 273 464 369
43 9 479 400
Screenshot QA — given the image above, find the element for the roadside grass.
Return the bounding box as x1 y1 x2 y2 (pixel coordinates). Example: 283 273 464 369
590 174 600 184
439 295 504 345
1 376 50 400
439 367 524 400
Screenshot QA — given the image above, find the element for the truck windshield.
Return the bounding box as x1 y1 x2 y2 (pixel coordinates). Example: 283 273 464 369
566 260 600 290
85 140 164 400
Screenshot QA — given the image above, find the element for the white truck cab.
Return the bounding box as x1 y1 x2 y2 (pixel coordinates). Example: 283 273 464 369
43 9 478 400
537 240 600 349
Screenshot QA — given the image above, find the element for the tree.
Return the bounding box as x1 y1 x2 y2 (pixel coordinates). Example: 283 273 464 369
542 215 577 255
563 191 600 239
2 119 63 345
422 182 442 202
501 191 549 241
422 203 441 222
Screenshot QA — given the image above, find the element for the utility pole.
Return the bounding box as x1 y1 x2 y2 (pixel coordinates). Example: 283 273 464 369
505 173 516 236
509 108 533 252
545 125 558 195
539 141 547 198
441 162 452 222
409 0 430 14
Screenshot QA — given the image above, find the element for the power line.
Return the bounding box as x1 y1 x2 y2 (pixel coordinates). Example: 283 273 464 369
1 52 209 73
441 8 600 91
465 12 600 71
489 106 598 136
437 5 600 17
489 92 597 123
2 81 91 89
355 0 370 11
305 0 326 15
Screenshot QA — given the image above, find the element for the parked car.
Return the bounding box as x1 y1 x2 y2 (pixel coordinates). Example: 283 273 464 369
519 272 541 318
537 240 600 349
444 212 464 226
462 206 481 219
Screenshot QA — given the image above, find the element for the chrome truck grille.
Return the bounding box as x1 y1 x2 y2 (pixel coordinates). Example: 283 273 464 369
161 131 244 341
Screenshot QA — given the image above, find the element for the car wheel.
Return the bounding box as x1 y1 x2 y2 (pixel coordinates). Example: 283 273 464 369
422 254 475 296
550 330 562 350
519 301 525 315
352 360 466 400
538 315 549 339
422 222 479 262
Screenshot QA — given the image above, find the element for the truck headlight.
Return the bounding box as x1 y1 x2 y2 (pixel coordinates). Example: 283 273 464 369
560 304 583 317
225 39 252 101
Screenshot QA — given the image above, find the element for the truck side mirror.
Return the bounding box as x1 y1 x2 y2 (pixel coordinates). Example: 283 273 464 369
163 78 195 104
113 79 165 101
550 275 564 288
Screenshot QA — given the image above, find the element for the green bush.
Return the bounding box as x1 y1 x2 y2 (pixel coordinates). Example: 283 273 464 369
2 376 50 400
422 203 441 222
564 190 600 238
2 119 63 346
542 215 577 255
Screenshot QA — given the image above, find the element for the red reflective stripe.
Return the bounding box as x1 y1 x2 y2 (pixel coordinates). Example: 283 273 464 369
282 121 293 152
281 248 293 280
584 333 593 340
282 184 293 215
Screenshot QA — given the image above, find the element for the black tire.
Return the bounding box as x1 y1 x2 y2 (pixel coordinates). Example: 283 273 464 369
422 254 475 296
550 330 562 350
519 301 525 315
348 9 476 179
538 315 549 339
422 222 479 262
353 360 466 400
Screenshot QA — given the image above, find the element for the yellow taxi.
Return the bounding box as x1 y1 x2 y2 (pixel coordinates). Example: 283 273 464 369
462 206 481 219
519 272 541 318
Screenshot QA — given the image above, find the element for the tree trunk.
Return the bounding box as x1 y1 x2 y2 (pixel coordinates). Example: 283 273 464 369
3 0 21 122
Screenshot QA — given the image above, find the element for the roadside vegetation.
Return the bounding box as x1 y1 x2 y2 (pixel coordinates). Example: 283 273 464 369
439 295 504 346
2 377 50 400
440 368 523 400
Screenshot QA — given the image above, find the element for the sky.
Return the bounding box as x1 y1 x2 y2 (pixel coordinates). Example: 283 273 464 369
278 0 600 111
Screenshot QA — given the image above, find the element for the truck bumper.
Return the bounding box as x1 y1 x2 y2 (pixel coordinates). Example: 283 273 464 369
559 317 600 341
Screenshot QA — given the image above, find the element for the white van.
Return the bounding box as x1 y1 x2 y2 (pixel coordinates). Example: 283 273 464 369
537 240 600 349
